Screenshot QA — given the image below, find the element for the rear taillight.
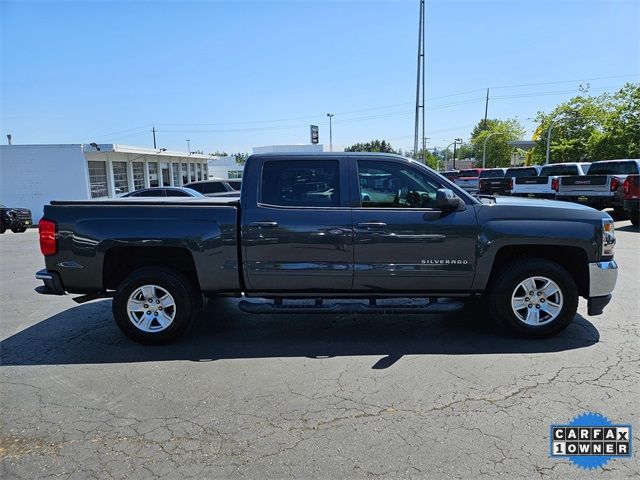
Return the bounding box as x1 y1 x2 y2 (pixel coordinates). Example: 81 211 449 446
39 219 57 256
623 178 630 195
551 178 559 192
610 177 620 192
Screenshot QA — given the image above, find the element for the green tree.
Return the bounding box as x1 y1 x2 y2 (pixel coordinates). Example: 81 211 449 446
344 140 397 153
529 94 611 164
587 83 640 160
469 118 525 167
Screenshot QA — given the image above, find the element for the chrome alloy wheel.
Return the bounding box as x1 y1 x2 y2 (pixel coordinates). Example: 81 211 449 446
126 285 176 333
510 276 563 326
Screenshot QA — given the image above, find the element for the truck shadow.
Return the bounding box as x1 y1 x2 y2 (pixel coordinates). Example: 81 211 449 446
0 298 600 369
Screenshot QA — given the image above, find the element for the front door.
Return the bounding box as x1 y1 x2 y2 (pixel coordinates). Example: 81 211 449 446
351 158 479 293
242 157 353 292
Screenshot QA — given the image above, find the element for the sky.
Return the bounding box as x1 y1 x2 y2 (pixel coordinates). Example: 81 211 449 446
1 0 639 155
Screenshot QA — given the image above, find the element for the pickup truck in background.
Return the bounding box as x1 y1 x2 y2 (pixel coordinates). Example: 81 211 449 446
623 174 639 226
36 153 618 344
1 203 33 234
556 159 640 216
511 163 591 199
441 170 460 182
454 168 484 193
476 168 507 195
479 166 541 196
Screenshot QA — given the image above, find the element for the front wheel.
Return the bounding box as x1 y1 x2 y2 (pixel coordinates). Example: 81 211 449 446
11 227 27 233
112 267 199 344
487 258 578 338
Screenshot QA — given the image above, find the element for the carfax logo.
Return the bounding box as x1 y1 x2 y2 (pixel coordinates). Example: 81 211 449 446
550 412 632 470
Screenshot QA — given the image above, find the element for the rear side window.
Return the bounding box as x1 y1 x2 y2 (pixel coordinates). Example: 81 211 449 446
261 160 340 207
202 182 227 194
588 162 639 175
134 189 164 197
479 169 505 178
166 189 190 197
186 183 205 193
227 180 242 190
540 165 579 176
507 167 538 177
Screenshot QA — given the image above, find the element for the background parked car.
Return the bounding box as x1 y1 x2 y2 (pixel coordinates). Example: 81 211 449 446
556 159 640 216
623 174 639 226
186 179 241 197
122 187 205 198
440 170 460 182
0 203 33 233
477 168 508 195
454 168 484 193
511 162 591 199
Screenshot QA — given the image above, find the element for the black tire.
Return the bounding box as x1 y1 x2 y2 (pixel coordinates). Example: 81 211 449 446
11 227 27 233
629 209 639 227
0 226 5 234
112 267 199 344
486 258 578 338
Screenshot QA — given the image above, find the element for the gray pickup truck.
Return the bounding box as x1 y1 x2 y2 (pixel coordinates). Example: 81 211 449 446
36 153 618 344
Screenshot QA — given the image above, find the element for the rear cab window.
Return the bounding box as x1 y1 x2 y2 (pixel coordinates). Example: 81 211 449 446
458 169 481 177
479 169 505 178
539 165 579 176
506 167 539 178
261 160 340 207
587 161 639 175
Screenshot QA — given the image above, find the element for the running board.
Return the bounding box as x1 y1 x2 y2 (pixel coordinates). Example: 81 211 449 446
238 299 464 315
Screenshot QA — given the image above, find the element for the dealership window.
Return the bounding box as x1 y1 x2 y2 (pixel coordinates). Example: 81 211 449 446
261 160 340 207
88 161 108 198
196 163 202 181
161 162 170 186
181 163 188 184
229 170 243 179
112 161 129 195
148 162 159 187
132 162 145 190
190 163 196 182
172 163 180 186
203 163 209 179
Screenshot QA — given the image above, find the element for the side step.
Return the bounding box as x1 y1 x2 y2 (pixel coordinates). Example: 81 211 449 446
238 299 464 315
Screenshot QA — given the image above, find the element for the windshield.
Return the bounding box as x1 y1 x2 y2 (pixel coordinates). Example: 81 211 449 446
479 169 505 178
587 161 639 175
540 165 580 176
506 167 539 178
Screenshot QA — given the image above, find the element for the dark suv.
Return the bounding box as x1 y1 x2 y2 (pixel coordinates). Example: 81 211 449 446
1 203 33 233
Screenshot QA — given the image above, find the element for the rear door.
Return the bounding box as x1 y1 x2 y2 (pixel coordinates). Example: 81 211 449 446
242 157 353 292
350 158 479 293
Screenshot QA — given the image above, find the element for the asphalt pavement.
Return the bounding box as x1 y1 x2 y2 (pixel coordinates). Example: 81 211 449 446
1 221 638 479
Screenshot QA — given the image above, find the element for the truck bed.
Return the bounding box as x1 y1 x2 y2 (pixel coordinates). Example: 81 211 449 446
41 199 241 294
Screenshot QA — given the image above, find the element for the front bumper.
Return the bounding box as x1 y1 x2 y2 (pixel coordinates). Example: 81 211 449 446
587 260 618 315
35 269 66 295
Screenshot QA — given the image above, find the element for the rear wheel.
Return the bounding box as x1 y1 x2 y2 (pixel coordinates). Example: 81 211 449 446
11 227 27 233
112 267 199 344
487 258 578 338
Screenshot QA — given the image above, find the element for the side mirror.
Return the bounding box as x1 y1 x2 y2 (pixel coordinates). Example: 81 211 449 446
435 188 464 211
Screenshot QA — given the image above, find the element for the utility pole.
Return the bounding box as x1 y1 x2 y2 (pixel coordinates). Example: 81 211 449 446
452 138 462 169
413 0 426 162
483 88 489 130
152 126 157 149
326 113 334 152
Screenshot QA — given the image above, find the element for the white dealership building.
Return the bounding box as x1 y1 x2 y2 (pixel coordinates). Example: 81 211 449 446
0 143 210 221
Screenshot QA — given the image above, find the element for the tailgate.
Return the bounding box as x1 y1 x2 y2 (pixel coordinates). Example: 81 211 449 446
512 176 551 193
559 175 610 194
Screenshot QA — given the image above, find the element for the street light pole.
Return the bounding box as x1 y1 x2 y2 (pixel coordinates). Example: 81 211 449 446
545 118 559 165
482 132 504 168
452 138 462 169
326 113 334 152
186 139 191 154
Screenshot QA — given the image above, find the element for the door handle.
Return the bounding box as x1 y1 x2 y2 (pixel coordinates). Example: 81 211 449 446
357 222 387 229
250 221 278 228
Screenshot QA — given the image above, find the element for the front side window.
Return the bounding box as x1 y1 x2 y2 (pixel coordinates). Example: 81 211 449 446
261 160 340 207
203 182 227 194
358 160 440 208
88 161 108 198
112 161 129 194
